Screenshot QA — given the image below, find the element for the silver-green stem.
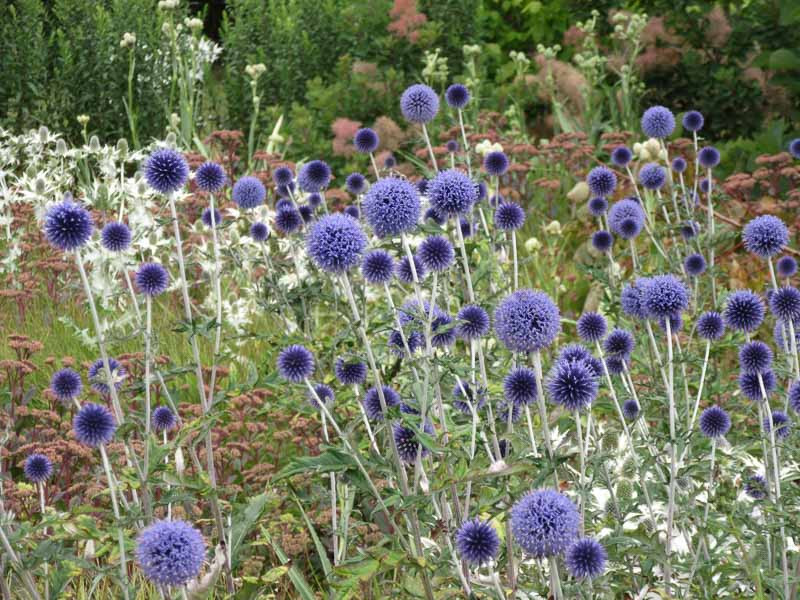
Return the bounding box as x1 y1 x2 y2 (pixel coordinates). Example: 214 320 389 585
454 218 475 302
532 351 559 487
575 409 586 533
664 319 676 596
99 444 130 600
549 556 564 600
207 193 223 405
421 123 439 173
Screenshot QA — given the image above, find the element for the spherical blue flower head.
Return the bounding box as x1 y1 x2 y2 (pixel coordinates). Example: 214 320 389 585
504 367 538 406
476 180 488 201
195 162 226 193
363 177 420 237
346 172 367 195
307 213 367 274
275 198 294 212
671 157 687 173
738 341 773 374
494 289 561 353
682 110 704 132
432 312 457 348
446 140 459 153
276 182 295 199
605 356 627 375
484 151 509 176
611 146 633 167
363 385 401 421
270 166 293 187
383 154 397 168
354 128 379 154
724 290 765 332
680 221 699 240
745 474 768 500
424 207 446 226
743 215 789 258
275 209 303 234
428 169 477 217
24 453 53 483
308 383 335 409
586 166 617 198
588 197 609 217
298 160 332 193
698 146 720 169
445 83 470 109
738 369 776 401
201 207 222 228
152 406 177 433
770 286 800 322
577 312 607 343
144 148 189 194
547 358 598 411
699 405 731 438
417 178 429 195
642 274 690 319
556 344 602 378
460 217 473 238
455 519 500 566
307 192 322 208
697 312 724 341
51 368 82 402
100 222 131 252
566 538 607 580
639 162 667 190
456 304 490 339
789 138 800 159
777 255 797 278
136 262 170 296
299 205 314 223
498 438 512 458
684 253 707 277
699 177 711 194
389 329 424 358
419 235 455 272
73 402 116 447
393 419 434 463
790 380 800 413
250 222 270 242
232 176 266 209
621 281 648 320
764 410 791 439
494 202 526 231
622 399 640 420
136 519 205 587
396 254 427 284
88 358 126 395
591 230 614 253
452 380 486 414
276 344 314 383
511 489 580 558
489 194 504 208
608 199 645 238
360 250 393 286
341 205 357 220
604 328 635 358
334 358 367 386
400 84 439 123
618 217 643 240
641 105 675 138
44 199 93 251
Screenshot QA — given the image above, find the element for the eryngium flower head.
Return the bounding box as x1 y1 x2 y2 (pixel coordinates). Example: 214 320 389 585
232 176 266 209
456 304 490 339
697 311 725 340
51 368 82 402
611 146 632 166
592 230 614 252
682 110 704 132
88 358 126 395
641 105 675 138
494 289 561 353
739 341 773 373
643 274 690 319
698 146 720 169
777 255 797 278
460 217 473 237
419 235 455 272
201 207 222 228
272 165 294 186
504 367 538 405
306 213 367 273
250 222 269 242
622 399 639 420
363 385 401 420
671 157 687 173
724 290 765 332
587 166 617 197
764 410 791 439
396 254 427 283
400 83 439 123
152 406 177 432
738 369 776 401
101 222 131 252
73 402 116 447
494 202 526 231
298 160 332 192
588 197 608 216
445 83 470 109
194 162 226 192
346 172 366 195
576 312 607 343
745 474 768 499
604 329 635 358
639 162 667 190
743 215 789 258
770 286 800 322
308 383 334 409
684 253 707 276
565 538 607 579
144 148 188 193
44 199 93 251
361 250 394 285
334 358 367 386
608 199 645 239
511 489 580 557
24 453 53 483
455 519 500 566
621 281 648 319
275 208 303 234
699 405 731 438
393 419 434 462
363 177 420 237
277 345 314 382
428 169 477 217
136 262 170 296
135 520 205 586
484 151 509 176
354 128 379 153
547 358 598 411
497 398 522 423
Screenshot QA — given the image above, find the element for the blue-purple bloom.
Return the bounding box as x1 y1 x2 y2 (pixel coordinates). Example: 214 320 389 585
456 304 490 339
494 202 526 231
400 84 439 123
608 199 645 239
44 199 93 251
745 474 768 499
790 139 800 159
484 151 509 176
547 358 598 411
671 157 687 173
642 274 690 319
777 255 797 278
770 287 800 322
353 128 379 153
455 519 500 566
452 380 486 413
446 140 459 153
698 146 720 169
393 420 434 462
334 358 367 386
622 399 639 420
396 254 427 283
424 207 446 226
428 169 477 217
621 281 648 320
739 341 772 374
307 192 322 208
361 250 394 285
201 207 222 228
565 538 607 579
363 385 401 421
504 367 537 405
764 410 791 439
445 84 470 109
743 215 789 258
194 162 226 193
699 406 731 438
272 166 293 186
576 312 607 343
275 208 303 234
588 197 608 216
494 289 561 353
586 166 617 198
24 453 53 483
790 380 800 413
724 290 765 332
101 222 131 252
639 162 667 190
641 105 675 138
604 329 635 358
697 311 725 341
73 402 116 447
51 368 82 402
345 172 366 195
418 235 454 272
307 383 334 409
592 230 614 252
682 110 704 132
135 520 206 586
152 406 177 432
611 146 632 166
306 213 367 273
276 345 314 383
144 148 188 193
431 312 457 348
363 177 420 237
88 358 126 395
511 489 580 557
250 222 269 242
136 262 170 296
684 253 707 276
298 160 332 193
232 176 266 209
739 370 776 401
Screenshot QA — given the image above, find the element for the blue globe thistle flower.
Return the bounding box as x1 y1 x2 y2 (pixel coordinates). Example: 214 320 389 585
307 192 322 208
684 253 707 277
565 538 607 580
152 406 177 433
642 274 690 319
136 262 170 296
611 146 633 167
417 179 429 195
232 176 266 209
698 146 720 169
307 213 367 274
743 215 789 258
194 162 226 193
24 453 53 483
396 254 427 283
639 162 667 190
494 202 526 231
354 128 379 154
383 154 396 168
621 281 648 320
547 358 598 411
144 148 188 194
745 474 768 499
428 169 477 217
618 217 643 240
100 222 131 252
135 519 205 587
445 83 470 109
43 199 94 251
88 358 126 395
484 151 509 176
557 344 602 378
588 197 609 217
272 166 294 187
459 217 473 238
455 519 500 566
739 341 773 374
363 385 401 421
608 199 645 238
576 312 607 343
697 311 725 341
604 329 635 358
456 304 490 339
419 235 455 272
307 383 335 409
764 410 791 439
790 380 800 413
52 368 82 402
298 160 332 193
389 329 423 358
738 369 776 401
680 221 699 240
592 230 614 253
606 356 628 375
201 207 222 228
346 172 367 195
724 290 765 332
511 489 580 558
343 205 359 220
363 177 420 237
671 157 687 173
275 208 303 234
424 207 446 226
250 222 270 242
777 255 797 278
446 140 459 153
770 286 800 322
432 312 457 348
641 105 675 138
275 198 294 212
699 178 710 194
497 398 523 423
361 250 394 285
789 138 800 159
334 358 367 386
682 110 704 132
276 182 295 198
622 399 640 420
504 367 538 406
452 380 486 414
400 84 439 123
699 405 731 438
73 402 116 447
587 166 617 198
393 419 434 463
475 180 488 201
276 345 314 383
494 289 561 353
